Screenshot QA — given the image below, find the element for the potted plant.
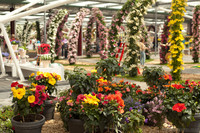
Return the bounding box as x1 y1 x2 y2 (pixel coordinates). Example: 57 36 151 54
37 43 50 54
10 40 19 51
18 46 28 58
10 81 47 133
29 72 61 120
2 52 9 62
40 54 51 68
163 83 199 132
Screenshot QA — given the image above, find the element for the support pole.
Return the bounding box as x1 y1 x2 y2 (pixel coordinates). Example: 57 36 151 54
0 23 25 81
154 2 158 56
44 0 47 43
0 0 77 24
0 47 6 76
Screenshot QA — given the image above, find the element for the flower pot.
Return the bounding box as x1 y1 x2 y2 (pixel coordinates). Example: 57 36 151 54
68 119 85 133
183 113 200 133
42 60 50 68
11 114 45 133
20 50 26 58
12 45 18 51
21 58 26 64
42 96 57 120
3 57 6 62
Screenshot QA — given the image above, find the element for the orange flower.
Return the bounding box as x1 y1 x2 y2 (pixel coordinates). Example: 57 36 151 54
112 83 117 87
98 87 103 92
119 79 124 83
104 87 111 92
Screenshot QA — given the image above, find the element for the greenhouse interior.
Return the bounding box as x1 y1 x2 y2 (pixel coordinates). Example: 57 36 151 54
0 0 200 133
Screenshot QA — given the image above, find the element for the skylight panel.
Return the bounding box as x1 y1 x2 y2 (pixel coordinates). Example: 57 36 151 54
69 1 100 6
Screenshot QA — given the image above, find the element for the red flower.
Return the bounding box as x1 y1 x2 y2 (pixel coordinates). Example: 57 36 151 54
172 103 186 112
76 94 86 104
136 89 142 94
172 84 185 89
18 84 23 88
11 82 18 87
87 73 91 76
36 75 43 81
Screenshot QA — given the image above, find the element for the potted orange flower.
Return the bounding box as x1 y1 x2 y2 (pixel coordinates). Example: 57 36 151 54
10 81 47 133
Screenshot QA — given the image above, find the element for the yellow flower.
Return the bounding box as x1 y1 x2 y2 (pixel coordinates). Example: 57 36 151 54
37 71 43 75
30 88 36 91
16 88 26 100
84 94 100 106
57 75 61 81
11 87 17 98
28 95 35 103
31 83 37 87
91 69 97 73
30 73 35 77
48 78 56 85
45 86 48 90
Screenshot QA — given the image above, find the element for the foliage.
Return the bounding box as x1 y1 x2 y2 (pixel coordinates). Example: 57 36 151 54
143 96 165 129
0 106 14 133
0 36 4 46
55 13 69 58
163 83 198 128
29 72 61 95
124 0 155 75
10 82 47 122
122 108 145 133
168 0 187 81
108 0 135 56
65 67 100 99
68 8 90 64
95 57 125 81
143 66 172 92
191 5 200 63
41 54 52 60
85 8 108 59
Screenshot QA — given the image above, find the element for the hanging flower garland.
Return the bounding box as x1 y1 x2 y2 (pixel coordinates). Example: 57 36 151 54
125 0 155 76
85 8 108 59
160 16 170 64
108 0 135 57
68 8 90 64
41 11 58 43
21 20 33 45
47 9 68 62
191 5 200 63
168 0 187 81
55 13 69 58
140 25 151 59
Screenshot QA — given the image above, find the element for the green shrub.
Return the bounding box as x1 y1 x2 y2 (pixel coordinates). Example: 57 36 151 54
0 106 14 133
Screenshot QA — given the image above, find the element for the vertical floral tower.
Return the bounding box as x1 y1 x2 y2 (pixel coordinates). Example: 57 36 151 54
168 0 187 81
192 5 200 63
141 25 151 59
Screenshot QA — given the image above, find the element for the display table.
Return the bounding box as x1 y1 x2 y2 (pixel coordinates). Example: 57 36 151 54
4 62 65 81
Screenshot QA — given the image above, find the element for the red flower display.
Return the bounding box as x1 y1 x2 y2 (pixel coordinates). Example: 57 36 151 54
38 43 51 54
172 103 186 112
172 84 185 89
11 82 19 87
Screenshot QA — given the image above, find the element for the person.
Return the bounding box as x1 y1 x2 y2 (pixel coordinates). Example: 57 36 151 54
62 38 68 59
139 38 146 67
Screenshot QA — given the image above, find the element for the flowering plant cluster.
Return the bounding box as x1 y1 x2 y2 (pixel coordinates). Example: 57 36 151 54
0 106 14 132
38 43 51 54
10 82 48 122
29 72 61 95
68 8 90 64
161 16 170 44
47 9 68 62
168 0 187 81
21 20 33 45
108 0 135 56
125 0 155 76
85 8 108 59
55 13 69 57
40 54 52 60
192 5 200 63
10 40 19 45
159 44 170 64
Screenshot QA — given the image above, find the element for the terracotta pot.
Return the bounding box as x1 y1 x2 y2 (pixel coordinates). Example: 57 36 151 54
12 45 18 51
42 60 50 68
11 114 45 133
20 50 26 58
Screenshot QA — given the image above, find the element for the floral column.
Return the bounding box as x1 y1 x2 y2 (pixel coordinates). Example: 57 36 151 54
192 5 200 63
168 0 187 81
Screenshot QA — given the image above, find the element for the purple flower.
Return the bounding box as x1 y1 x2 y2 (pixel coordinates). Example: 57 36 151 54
144 119 148 123
125 117 129 123
129 107 133 111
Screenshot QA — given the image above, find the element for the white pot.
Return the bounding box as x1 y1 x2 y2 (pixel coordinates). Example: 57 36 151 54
12 45 18 51
19 50 26 58
21 58 26 64
3 57 6 62
42 60 50 68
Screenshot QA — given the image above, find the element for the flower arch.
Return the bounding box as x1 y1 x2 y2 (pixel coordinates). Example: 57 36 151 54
68 8 90 64
192 5 200 63
47 9 68 62
85 8 108 59
124 0 155 76
108 0 135 57
55 13 69 58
